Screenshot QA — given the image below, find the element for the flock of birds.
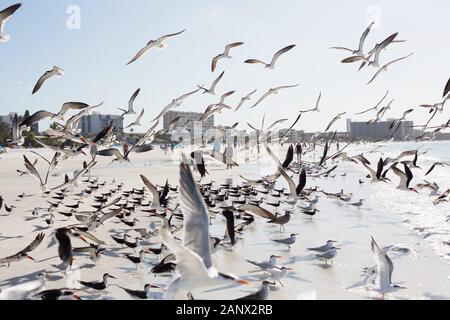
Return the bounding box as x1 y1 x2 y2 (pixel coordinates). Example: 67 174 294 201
1 2 450 300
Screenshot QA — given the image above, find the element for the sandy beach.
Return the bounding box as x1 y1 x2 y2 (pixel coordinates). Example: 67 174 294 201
1 142 450 300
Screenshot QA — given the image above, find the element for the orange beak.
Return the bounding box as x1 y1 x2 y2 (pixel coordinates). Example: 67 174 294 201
237 279 251 285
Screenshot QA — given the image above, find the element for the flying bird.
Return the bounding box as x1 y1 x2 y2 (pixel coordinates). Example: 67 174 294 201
325 112 346 132
127 29 186 65
32 66 64 94
211 42 244 72
159 154 249 299
250 84 299 109
125 109 144 129
0 3 22 42
198 71 225 95
245 44 296 69
0 233 44 267
235 89 257 111
331 21 375 56
118 88 140 116
367 53 413 85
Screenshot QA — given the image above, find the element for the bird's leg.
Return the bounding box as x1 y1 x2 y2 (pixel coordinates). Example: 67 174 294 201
279 281 284 287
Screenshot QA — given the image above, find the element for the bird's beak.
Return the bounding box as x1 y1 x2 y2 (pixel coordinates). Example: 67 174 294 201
286 267 293 271
335 247 341 250
108 275 117 279
81 150 87 156
275 255 283 258
27 255 36 261
237 279 251 285
72 294 81 300
149 284 161 288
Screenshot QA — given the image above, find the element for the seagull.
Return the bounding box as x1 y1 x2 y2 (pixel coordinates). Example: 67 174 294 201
0 233 44 267
355 91 389 115
325 112 346 132
307 240 338 253
32 66 64 94
22 153 59 194
246 255 282 270
300 92 322 114
367 53 413 85
250 84 299 109
236 281 275 300
370 236 404 298
125 109 144 129
271 234 298 249
198 71 225 95
159 154 249 299
211 42 244 72
349 199 365 207
55 228 74 272
0 3 22 42
151 88 200 121
118 88 140 116
235 89 257 111
331 21 374 56
54 102 90 121
245 44 296 69
267 119 289 131
20 110 57 129
366 33 400 68
127 29 186 65
140 174 161 209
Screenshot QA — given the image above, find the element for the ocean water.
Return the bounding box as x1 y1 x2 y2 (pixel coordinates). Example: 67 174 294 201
348 141 450 263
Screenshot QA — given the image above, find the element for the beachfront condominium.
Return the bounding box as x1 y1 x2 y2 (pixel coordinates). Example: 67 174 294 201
163 111 214 133
78 113 124 139
347 118 414 140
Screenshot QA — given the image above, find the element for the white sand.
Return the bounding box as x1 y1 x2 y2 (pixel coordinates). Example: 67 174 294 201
1 146 450 300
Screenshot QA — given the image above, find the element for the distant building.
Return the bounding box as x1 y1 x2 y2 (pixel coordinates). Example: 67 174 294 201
347 118 413 140
78 113 123 138
163 111 214 133
0 112 39 133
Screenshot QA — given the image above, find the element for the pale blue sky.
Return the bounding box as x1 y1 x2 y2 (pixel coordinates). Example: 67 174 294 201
1 0 449 132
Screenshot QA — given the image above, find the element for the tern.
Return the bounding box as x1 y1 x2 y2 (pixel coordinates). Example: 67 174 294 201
245 44 296 69
307 240 338 253
316 247 340 264
211 42 244 72
159 154 249 299
32 66 64 94
246 255 282 270
127 29 186 65
271 234 298 249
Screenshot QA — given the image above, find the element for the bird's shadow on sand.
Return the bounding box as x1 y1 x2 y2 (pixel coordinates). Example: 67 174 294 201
0 269 63 287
